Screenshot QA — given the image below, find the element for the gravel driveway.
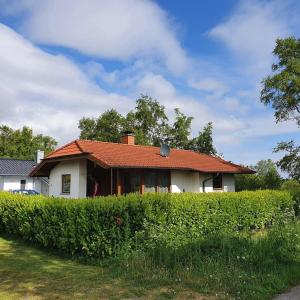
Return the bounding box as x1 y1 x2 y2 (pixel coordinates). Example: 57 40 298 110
273 286 300 300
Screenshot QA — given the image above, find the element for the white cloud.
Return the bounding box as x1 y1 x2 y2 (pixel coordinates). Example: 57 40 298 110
136 73 211 124
188 77 228 95
83 62 119 85
3 0 189 75
135 73 243 133
0 24 133 144
209 0 294 75
216 115 298 145
223 97 248 113
135 72 299 148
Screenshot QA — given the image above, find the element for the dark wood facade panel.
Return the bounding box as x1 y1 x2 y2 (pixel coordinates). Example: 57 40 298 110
86 163 171 197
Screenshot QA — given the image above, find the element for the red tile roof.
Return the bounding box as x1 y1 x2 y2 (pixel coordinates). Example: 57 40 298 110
33 139 254 174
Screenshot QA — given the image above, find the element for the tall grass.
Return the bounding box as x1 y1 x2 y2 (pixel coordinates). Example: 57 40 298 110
106 222 300 299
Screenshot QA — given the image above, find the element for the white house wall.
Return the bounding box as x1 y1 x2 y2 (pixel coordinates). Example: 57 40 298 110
223 174 235 192
0 176 44 192
41 180 49 195
78 160 87 197
171 171 235 193
3 176 34 190
171 170 200 193
0 176 3 190
34 179 41 193
49 159 87 198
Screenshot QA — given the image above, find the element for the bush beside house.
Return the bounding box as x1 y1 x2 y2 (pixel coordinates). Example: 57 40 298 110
0 190 294 258
281 180 300 215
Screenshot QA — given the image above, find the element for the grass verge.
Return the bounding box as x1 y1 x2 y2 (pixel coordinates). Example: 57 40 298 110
0 235 209 300
1 222 300 299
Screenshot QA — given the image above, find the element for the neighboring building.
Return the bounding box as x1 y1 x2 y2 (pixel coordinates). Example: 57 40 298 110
30 132 254 198
0 151 49 194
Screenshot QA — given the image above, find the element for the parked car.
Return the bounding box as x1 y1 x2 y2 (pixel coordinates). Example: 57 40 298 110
11 189 39 195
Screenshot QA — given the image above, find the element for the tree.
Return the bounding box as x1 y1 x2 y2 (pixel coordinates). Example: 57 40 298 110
261 37 300 126
0 125 57 160
261 37 300 180
235 159 282 191
78 117 97 140
78 95 218 154
274 141 300 181
131 95 169 146
187 122 217 155
235 173 264 191
254 159 282 189
79 109 125 143
169 108 193 149
78 96 170 146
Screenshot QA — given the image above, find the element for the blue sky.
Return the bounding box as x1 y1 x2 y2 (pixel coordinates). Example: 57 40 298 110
0 0 299 166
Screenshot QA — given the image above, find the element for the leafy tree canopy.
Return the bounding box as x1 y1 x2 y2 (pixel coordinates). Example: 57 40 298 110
0 125 57 160
79 109 125 143
125 95 169 146
235 159 282 191
169 108 193 149
261 37 300 181
261 37 300 126
274 141 300 181
187 122 217 155
78 95 218 155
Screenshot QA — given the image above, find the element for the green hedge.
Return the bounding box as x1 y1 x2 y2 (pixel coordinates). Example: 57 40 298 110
0 190 294 258
281 180 300 216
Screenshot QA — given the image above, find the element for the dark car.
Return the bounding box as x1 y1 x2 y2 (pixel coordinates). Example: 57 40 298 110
11 189 39 195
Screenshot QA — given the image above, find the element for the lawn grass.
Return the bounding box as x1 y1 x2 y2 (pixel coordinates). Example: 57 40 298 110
1 222 300 299
0 235 209 300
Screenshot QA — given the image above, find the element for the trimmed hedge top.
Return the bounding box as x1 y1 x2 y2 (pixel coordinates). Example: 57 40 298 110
0 190 294 258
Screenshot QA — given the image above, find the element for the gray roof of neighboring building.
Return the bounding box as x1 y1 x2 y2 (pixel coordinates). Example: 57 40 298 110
0 158 37 176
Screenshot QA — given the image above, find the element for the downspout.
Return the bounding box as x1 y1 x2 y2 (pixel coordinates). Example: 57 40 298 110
41 177 49 185
202 176 213 193
202 173 219 193
110 168 113 195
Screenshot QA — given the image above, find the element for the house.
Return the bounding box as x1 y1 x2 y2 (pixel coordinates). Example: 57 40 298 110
30 132 254 198
0 151 49 194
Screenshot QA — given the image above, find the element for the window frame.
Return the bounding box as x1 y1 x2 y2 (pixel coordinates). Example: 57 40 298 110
20 179 26 190
144 171 157 193
61 174 71 194
157 172 169 193
213 173 223 190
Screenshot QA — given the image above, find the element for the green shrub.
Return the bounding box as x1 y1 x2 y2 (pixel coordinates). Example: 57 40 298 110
281 180 300 215
0 190 294 259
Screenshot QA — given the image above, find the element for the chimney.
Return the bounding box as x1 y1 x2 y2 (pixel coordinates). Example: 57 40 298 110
120 131 135 145
36 150 44 164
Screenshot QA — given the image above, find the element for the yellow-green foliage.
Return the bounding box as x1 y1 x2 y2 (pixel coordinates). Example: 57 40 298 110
0 190 294 258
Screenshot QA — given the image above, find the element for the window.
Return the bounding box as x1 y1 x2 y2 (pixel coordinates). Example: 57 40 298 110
123 171 141 194
20 179 26 190
131 172 141 193
144 172 156 192
62 174 71 194
213 173 222 189
158 173 169 193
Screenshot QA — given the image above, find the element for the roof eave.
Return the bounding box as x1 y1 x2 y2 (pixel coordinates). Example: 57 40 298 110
30 153 91 177
0 174 33 176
